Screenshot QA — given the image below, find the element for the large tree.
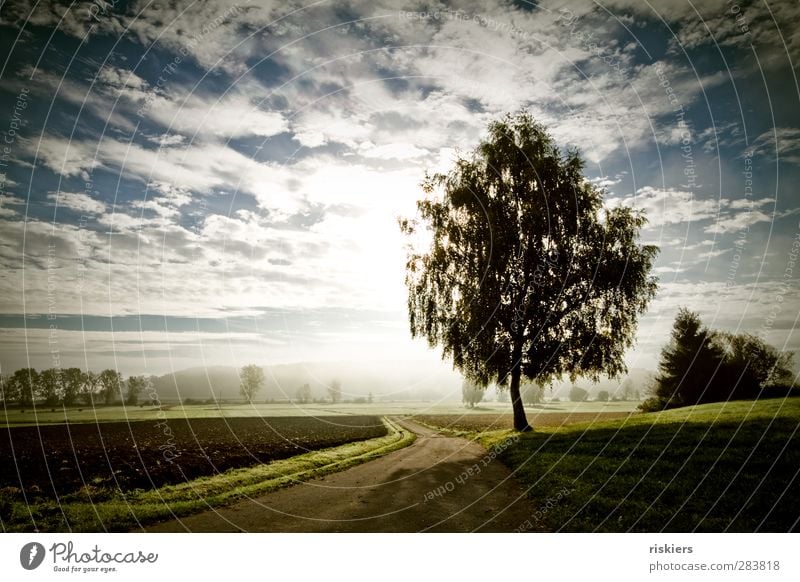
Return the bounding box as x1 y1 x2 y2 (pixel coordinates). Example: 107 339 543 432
98 369 123 406
401 112 658 430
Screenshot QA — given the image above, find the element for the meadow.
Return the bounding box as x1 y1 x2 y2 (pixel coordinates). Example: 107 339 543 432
422 398 800 532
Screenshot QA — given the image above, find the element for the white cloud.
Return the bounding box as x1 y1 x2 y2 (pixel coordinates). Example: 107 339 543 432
47 191 106 215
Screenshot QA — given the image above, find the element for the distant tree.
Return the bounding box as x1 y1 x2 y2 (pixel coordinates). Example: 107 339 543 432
98 369 123 405
327 380 342 404
61 368 85 407
620 377 635 401
82 371 100 405
496 387 509 403
239 365 265 403
400 112 658 430
295 383 312 404
126 376 147 406
368 391 374 404
569 386 588 402
520 381 545 405
38 368 62 406
8 369 38 406
596 390 610 402
462 378 485 408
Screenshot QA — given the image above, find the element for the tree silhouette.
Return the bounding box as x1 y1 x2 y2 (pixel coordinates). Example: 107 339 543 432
327 380 342 404
98 369 123 405
461 378 485 408
239 365 265 403
295 383 312 404
401 112 658 430
650 309 794 409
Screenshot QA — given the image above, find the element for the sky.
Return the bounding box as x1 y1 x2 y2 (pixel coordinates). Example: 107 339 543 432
0 0 798 379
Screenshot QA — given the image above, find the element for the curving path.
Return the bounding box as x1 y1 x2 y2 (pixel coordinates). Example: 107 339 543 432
144 418 536 532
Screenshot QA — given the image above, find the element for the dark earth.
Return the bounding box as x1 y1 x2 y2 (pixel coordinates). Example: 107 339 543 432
0 416 386 499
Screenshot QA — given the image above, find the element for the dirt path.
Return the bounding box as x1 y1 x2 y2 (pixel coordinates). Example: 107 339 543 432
143 419 535 532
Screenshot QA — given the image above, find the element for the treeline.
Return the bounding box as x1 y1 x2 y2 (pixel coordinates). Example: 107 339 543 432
642 309 796 411
0 368 152 407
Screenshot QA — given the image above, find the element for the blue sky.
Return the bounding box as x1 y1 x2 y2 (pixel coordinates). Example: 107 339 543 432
0 0 798 377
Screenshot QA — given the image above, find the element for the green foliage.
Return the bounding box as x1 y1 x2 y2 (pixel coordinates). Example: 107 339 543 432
38 368 62 406
649 309 795 409
239 365 265 403
61 368 85 406
401 112 658 429
98 369 123 406
126 376 148 406
461 378 485 408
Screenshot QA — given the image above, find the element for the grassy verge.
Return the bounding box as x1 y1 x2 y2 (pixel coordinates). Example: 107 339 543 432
2 417 415 532
423 399 800 532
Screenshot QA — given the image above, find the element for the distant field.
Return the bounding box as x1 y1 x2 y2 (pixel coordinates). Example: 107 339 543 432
0 400 641 427
423 398 800 532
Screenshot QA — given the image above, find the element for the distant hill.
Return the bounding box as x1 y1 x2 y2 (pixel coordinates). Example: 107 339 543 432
149 360 464 402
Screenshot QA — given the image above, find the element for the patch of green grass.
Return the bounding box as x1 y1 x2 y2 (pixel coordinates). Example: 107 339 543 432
1 417 415 532
438 399 800 532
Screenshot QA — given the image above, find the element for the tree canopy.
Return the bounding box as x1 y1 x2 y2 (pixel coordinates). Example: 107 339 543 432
646 309 795 410
401 112 658 430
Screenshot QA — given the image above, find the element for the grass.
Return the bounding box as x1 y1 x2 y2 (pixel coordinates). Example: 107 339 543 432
1 417 415 532
0 400 642 427
426 398 800 532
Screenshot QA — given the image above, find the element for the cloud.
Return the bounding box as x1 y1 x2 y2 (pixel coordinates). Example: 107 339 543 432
47 191 106 215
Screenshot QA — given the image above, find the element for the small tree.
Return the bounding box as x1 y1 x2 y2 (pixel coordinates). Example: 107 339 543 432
61 367 85 407
9 368 38 406
368 391 374 404
596 390 610 402
82 371 100 405
38 368 62 406
520 381 545 405
401 112 658 430
239 365 265 403
98 369 123 405
327 380 342 404
569 386 588 402
620 377 635 401
126 376 147 406
295 383 312 404
461 378 485 408
717 332 794 399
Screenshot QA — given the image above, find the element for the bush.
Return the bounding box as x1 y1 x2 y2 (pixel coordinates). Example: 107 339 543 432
596 390 610 402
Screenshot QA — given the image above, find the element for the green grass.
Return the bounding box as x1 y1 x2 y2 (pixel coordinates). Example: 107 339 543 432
450 398 800 532
0 400 641 427
1 417 415 532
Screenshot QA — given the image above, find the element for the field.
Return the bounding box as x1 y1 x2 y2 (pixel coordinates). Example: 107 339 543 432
422 398 800 532
0 399 641 427
0 415 395 531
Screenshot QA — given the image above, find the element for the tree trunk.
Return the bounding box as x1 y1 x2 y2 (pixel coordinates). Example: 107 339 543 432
509 352 533 432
